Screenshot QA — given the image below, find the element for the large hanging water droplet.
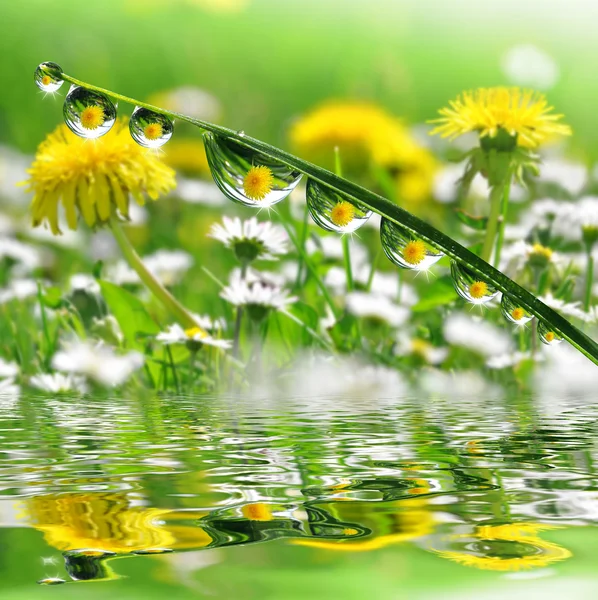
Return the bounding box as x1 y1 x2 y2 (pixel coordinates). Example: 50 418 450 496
129 107 173 148
380 217 444 271
63 86 117 139
450 261 499 305
501 295 533 325
203 132 302 208
34 62 64 93
538 320 563 345
306 180 371 233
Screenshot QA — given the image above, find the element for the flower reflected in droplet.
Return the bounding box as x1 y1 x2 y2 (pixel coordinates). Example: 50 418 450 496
243 165 274 200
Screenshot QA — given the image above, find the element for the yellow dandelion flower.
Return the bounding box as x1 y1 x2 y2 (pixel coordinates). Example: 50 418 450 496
435 522 571 572
243 165 274 200
162 139 211 176
143 122 164 141
429 87 571 148
330 201 356 227
402 240 427 266
26 119 176 234
469 281 488 299
80 105 106 131
290 102 436 203
41 75 52 87
511 307 526 321
544 331 556 343
242 503 274 522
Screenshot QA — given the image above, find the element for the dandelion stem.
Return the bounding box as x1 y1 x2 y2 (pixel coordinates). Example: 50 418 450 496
109 219 198 329
584 243 594 312
342 235 353 291
494 181 511 269
481 183 506 265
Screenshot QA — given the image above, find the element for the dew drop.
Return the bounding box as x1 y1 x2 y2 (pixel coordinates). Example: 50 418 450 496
380 217 444 271
129 106 174 148
237 130 246 137
538 321 563 346
63 86 117 139
37 577 66 586
450 261 499 305
204 132 302 207
501 295 533 325
306 179 371 233
34 62 64 93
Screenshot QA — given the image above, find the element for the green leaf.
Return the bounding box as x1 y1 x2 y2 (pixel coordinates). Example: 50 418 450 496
411 276 458 312
454 208 488 231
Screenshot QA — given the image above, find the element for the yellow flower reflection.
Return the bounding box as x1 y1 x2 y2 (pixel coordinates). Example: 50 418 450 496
435 522 572 571
290 102 436 204
19 493 212 554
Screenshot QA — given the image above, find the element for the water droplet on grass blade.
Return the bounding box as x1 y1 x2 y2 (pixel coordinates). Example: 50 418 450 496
34 62 64 93
306 180 371 233
129 107 173 148
204 132 302 208
538 321 563 345
63 86 117 139
501 295 533 325
37 577 66 586
451 261 499 305
380 217 443 271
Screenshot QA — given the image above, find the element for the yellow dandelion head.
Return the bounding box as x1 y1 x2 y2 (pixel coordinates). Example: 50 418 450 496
41 75 52 87
243 165 274 200
162 139 211 176
26 119 176 234
184 326 207 340
469 281 488 299
402 240 427 265
330 201 356 227
241 503 273 522
429 87 571 148
511 307 526 321
143 122 164 141
544 331 556 343
411 338 431 358
80 105 106 131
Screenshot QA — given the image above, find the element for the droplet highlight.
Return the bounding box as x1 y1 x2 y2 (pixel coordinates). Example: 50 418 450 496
538 321 563 346
451 261 499 305
129 107 174 148
203 132 302 208
501 295 533 325
306 180 371 233
37 577 66 586
380 217 444 271
63 86 117 139
34 62 64 93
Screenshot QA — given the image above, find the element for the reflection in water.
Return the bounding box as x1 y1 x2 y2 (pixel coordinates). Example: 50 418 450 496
0 394 591 586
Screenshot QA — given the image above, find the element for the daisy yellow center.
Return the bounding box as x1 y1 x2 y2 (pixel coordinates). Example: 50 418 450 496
185 326 207 339
469 281 488 299
429 87 572 148
402 240 427 265
544 331 556 343
80 105 105 131
530 243 553 261
143 122 163 141
511 307 525 321
330 201 356 227
243 165 274 200
41 75 52 86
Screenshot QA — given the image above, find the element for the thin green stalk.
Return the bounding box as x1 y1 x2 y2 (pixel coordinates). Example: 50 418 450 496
166 345 180 395
584 246 594 312
51 69 598 366
110 219 198 329
342 235 353 291
294 202 311 288
481 183 505 264
366 245 381 292
494 181 511 269
232 263 248 359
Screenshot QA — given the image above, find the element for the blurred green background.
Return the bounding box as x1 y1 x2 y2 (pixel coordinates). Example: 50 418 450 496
3 0 598 155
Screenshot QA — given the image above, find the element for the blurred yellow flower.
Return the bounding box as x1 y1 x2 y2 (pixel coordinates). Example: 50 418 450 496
290 102 436 204
20 493 212 553
435 522 572 571
429 87 571 148
162 139 211 176
26 120 175 234
242 502 274 521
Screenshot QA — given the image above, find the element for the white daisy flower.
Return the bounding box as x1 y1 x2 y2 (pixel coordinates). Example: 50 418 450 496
176 178 227 206
156 324 232 350
209 216 288 263
0 238 43 273
0 358 19 379
444 313 513 358
0 278 39 305
501 44 559 90
395 333 448 365
539 293 591 322
221 269 297 321
29 373 88 394
70 273 101 295
486 351 538 370
537 158 587 196
107 249 193 286
191 313 227 332
51 341 144 387
500 240 561 275
345 292 409 328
